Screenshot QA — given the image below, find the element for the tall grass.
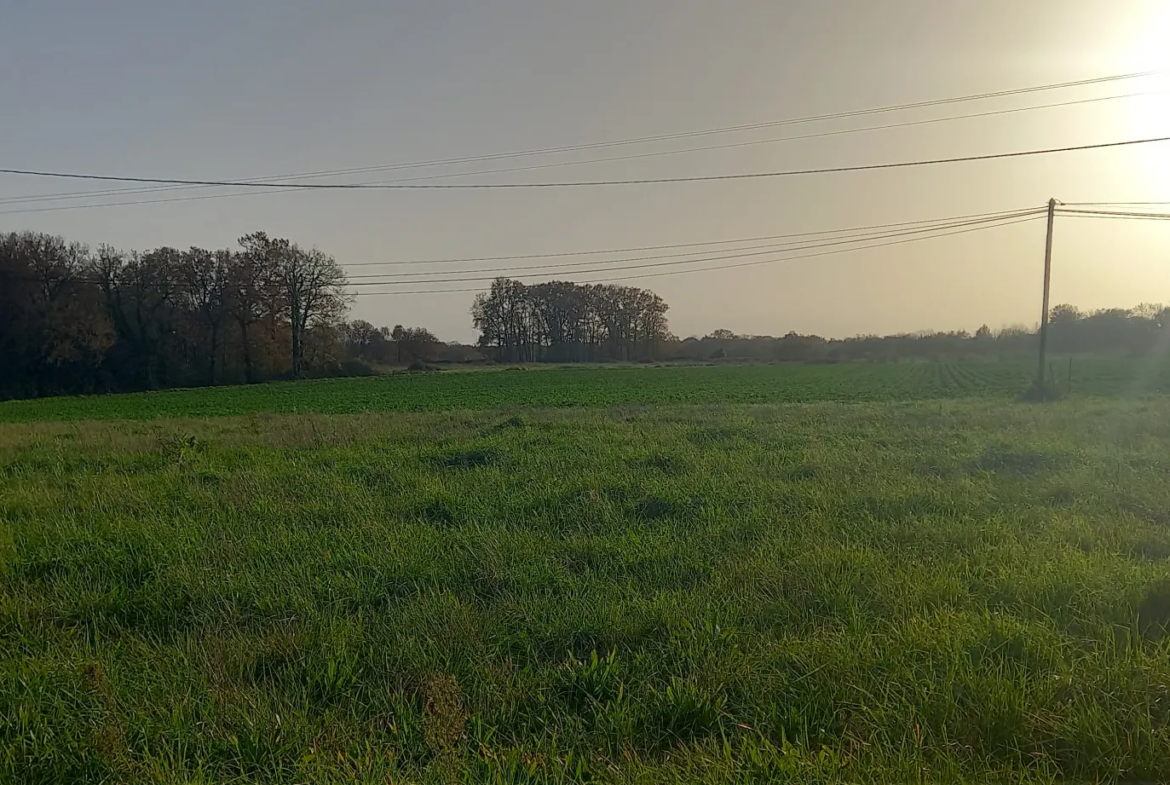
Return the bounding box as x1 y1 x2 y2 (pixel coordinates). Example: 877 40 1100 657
2 400 1170 782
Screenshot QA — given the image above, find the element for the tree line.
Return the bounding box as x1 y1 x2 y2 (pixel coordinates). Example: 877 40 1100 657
0 230 442 400
673 304 1170 363
471 278 671 362
5 228 1169 402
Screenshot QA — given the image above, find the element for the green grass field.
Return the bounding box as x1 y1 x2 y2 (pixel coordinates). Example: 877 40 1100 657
4 363 1170 783
5 358 1170 424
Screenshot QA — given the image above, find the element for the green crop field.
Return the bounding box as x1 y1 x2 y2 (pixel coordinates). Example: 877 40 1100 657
4 364 1170 783
4 358 1170 424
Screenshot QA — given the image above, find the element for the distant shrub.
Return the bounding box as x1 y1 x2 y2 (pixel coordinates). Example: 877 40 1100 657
338 358 379 377
1019 381 1066 402
297 359 379 379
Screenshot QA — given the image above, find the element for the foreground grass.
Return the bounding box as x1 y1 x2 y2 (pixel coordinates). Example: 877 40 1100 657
3 400 1170 783
5 358 1170 423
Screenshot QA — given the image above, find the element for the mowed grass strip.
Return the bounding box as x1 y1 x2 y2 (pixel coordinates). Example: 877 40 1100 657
3 400 1170 783
6 358 1170 424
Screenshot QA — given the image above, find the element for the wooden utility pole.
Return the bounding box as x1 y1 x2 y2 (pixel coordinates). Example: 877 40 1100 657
1036 198 1057 387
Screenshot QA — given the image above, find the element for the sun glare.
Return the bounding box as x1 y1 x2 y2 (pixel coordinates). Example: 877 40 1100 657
1122 6 1170 188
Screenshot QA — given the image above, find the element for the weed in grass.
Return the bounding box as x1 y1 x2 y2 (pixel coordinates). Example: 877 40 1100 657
651 678 727 746
157 431 200 469
305 649 364 706
633 495 695 522
629 454 689 476
1137 578 1170 638
422 673 468 757
431 447 503 471
972 446 1068 476
560 650 623 711
494 415 527 431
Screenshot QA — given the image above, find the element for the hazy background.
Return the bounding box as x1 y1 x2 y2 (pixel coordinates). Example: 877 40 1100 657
1 0 1167 341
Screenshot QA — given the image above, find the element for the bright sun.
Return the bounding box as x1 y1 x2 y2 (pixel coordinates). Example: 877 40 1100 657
1122 5 1170 188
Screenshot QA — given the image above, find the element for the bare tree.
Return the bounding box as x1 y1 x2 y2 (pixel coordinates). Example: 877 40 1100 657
179 247 233 384
0 232 113 397
396 326 442 363
277 243 350 378
238 232 351 379
93 245 183 388
231 235 282 383
391 324 406 363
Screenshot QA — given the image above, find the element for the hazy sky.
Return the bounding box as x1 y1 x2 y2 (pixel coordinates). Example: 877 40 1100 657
2 1 1168 341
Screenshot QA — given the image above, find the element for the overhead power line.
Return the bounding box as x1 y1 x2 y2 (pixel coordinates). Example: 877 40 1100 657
351 211 1046 296
297 92 1153 189
1062 201 1170 208
2 206 1043 294
0 90 1152 213
0 70 1155 209
1056 208 1170 221
3 137 1169 192
344 209 1046 282
581 214 1047 287
340 206 1039 269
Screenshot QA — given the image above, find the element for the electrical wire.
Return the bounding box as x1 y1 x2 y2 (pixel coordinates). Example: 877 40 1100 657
0 90 1151 213
1056 208 1170 220
350 212 1046 295
1062 204 1170 210
340 206 1039 268
585 214 1048 286
343 209 1046 282
300 93 1154 189
4 137 1169 191
0 70 1156 207
0 208 1044 294
1057 214 1170 222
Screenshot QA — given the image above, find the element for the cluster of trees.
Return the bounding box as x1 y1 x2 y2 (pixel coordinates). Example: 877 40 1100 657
341 321 445 365
1043 303 1170 356
673 304 1170 363
471 278 671 362
0 230 363 399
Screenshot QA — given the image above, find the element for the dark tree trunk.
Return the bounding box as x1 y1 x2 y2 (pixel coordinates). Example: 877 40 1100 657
239 318 254 383
208 323 219 385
